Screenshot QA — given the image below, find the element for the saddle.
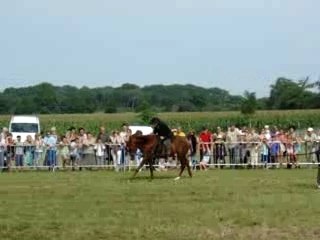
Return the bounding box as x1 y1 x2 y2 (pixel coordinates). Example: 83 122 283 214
155 137 172 159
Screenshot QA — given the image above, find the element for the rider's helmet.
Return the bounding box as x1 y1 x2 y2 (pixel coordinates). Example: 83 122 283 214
149 117 160 125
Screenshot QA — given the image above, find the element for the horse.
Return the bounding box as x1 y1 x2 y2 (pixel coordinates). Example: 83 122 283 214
126 134 192 180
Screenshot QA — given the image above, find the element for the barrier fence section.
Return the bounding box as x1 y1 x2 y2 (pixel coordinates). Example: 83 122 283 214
0 141 319 171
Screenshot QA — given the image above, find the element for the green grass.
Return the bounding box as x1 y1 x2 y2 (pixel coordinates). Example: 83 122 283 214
0 169 319 240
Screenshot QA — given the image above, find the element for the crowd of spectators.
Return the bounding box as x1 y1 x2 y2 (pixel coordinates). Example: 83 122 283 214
0 123 319 171
193 125 320 170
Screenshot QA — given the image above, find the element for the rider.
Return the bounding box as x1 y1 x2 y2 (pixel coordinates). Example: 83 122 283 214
149 117 173 158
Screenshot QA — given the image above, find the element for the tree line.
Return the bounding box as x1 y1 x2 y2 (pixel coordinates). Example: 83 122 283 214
0 77 319 114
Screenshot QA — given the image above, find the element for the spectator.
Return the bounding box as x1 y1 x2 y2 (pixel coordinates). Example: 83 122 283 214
247 128 259 167
77 127 87 163
69 138 80 170
187 130 198 170
304 127 317 163
238 128 249 165
175 126 186 137
199 149 210 171
14 135 24 169
5 133 14 169
214 126 225 141
44 127 58 170
118 123 130 168
277 129 287 167
24 135 35 166
59 136 70 168
96 126 110 143
109 130 121 169
286 134 297 168
316 130 320 163
264 125 271 140
214 134 227 168
132 129 144 170
0 127 7 171
0 127 8 142
94 138 106 166
34 133 44 168
199 127 212 164
135 147 143 169
250 142 260 168
260 137 270 168
81 132 96 168
269 134 280 168
66 126 78 142
96 126 110 164
226 125 240 168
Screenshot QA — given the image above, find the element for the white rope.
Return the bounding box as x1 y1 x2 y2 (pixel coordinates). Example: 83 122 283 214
1 162 319 170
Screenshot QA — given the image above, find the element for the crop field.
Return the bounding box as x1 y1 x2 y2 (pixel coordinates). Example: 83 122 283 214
0 169 319 240
1 109 320 134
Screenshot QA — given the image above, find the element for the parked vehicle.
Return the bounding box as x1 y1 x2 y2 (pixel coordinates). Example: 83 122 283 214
9 115 41 142
129 125 153 135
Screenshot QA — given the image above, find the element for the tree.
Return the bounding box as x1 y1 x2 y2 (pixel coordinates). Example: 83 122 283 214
268 77 316 109
241 91 257 115
137 101 155 124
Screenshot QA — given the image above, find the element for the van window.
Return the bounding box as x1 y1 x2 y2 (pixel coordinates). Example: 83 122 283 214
11 123 39 133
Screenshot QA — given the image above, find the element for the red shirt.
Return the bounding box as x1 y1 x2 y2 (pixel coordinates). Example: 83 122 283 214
199 131 212 150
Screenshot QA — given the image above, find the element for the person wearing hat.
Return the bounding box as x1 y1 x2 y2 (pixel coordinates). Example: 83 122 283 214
176 126 186 137
304 127 317 163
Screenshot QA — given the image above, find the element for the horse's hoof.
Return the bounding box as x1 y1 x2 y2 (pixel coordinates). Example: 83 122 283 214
174 176 180 181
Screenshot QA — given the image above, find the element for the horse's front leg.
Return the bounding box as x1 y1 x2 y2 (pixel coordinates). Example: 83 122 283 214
175 156 192 180
132 159 146 178
149 156 154 179
178 162 186 177
186 156 193 178
173 156 184 181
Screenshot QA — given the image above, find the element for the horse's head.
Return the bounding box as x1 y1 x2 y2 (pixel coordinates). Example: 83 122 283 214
126 134 137 160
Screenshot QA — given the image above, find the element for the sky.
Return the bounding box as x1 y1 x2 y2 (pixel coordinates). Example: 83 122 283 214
0 0 319 97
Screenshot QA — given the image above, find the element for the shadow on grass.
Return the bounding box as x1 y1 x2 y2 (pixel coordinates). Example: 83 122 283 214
295 182 319 190
124 174 191 182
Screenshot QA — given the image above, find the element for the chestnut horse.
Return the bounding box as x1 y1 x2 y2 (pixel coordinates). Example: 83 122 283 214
126 134 192 180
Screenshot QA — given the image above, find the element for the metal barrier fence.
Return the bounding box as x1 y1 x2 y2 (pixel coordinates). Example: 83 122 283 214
0 141 319 171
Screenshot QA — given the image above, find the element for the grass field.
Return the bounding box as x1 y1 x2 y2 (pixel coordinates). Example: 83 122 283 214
0 169 319 240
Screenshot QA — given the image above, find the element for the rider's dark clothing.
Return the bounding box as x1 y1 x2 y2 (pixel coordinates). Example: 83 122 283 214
151 119 172 159
153 120 173 140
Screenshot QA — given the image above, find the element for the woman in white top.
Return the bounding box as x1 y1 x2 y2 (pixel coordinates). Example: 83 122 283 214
34 133 44 167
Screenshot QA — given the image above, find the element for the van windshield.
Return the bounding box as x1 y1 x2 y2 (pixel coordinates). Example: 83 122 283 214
11 123 39 133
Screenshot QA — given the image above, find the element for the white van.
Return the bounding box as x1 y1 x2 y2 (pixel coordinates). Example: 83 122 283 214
129 125 153 135
9 115 41 142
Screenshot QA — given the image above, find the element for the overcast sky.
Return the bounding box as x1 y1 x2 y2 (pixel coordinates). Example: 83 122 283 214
1 0 319 97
